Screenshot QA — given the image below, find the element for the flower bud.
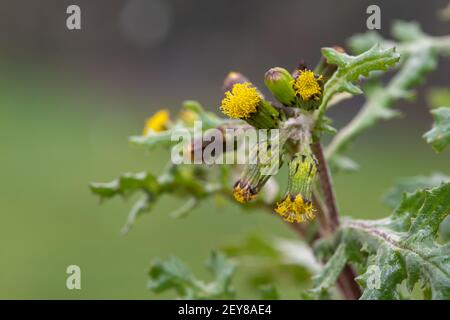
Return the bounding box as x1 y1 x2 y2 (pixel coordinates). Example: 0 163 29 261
223 72 250 92
264 67 297 106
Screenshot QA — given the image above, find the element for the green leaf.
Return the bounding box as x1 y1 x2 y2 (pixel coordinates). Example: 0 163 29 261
223 234 320 297
326 46 437 161
317 45 400 125
129 125 192 150
423 107 450 152
311 243 348 294
148 252 236 299
322 44 399 94
383 173 450 209
89 171 159 199
315 182 450 299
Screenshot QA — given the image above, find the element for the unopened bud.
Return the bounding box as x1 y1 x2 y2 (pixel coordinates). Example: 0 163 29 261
264 67 297 106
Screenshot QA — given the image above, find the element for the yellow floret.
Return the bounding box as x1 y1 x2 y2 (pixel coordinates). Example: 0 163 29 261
233 183 256 203
292 70 323 101
274 194 315 223
220 82 261 119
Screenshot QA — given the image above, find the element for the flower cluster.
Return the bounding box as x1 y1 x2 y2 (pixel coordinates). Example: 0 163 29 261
219 65 325 223
140 62 327 223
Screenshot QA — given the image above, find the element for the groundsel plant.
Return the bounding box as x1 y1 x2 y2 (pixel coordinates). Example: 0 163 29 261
90 20 450 300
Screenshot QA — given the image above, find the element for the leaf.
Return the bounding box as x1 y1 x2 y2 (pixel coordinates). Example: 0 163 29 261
315 182 450 299
423 107 450 152
120 194 154 235
327 22 450 165
326 46 438 161
383 173 450 209
89 171 159 199
321 44 400 100
129 125 192 150
223 234 320 296
90 165 224 233
148 252 236 299
316 45 400 127
311 243 348 294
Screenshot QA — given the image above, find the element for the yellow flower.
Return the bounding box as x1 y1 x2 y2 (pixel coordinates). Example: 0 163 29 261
275 152 317 223
143 109 170 135
275 194 315 223
292 69 324 102
233 182 256 204
220 82 261 119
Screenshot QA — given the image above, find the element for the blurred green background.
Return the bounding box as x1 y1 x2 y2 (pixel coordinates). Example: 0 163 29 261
0 0 449 299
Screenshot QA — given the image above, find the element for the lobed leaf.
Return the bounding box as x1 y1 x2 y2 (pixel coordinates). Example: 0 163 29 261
90 165 224 233
326 46 438 163
314 182 450 299
320 45 400 102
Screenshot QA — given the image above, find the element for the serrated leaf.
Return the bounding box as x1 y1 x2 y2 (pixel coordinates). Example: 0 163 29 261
321 45 399 100
315 182 450 299
148 252 235 299
326 46 437 162
317 45 400 129
383 173 450 209
90 165 223 233
423 107 450 152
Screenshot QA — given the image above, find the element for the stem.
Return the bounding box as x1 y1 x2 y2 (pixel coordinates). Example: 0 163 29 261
311 142 362 300
311 142 340 229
